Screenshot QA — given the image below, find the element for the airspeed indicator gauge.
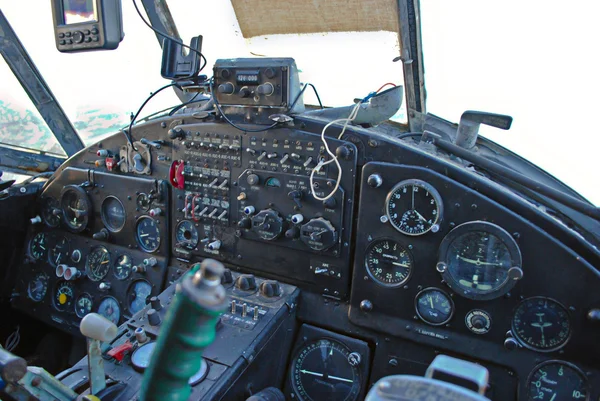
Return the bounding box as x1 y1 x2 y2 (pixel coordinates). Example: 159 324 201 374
385 179 443 236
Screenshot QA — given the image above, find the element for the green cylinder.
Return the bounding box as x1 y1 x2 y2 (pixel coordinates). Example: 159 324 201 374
139 259 227 401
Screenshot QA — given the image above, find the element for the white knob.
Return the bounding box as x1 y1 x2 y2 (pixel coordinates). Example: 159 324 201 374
243 206 255 215
30 216 42 224
80 313 118 342
291 214 304 224
208 240 221 250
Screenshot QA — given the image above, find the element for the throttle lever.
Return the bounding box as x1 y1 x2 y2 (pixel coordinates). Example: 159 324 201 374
455 110 513 149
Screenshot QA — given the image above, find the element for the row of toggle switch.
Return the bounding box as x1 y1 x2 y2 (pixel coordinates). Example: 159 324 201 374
246 148 315 167
183 141 240 153
229 300 263 321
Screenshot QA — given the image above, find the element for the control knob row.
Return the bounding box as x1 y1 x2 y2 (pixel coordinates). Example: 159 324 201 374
234 274 281 298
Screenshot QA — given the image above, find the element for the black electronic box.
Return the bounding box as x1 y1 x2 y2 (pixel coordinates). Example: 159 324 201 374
51 0 124 52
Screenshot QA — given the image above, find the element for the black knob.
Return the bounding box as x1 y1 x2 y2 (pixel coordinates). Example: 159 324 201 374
218 83 235 95
239 87 251 98
150 297 162 311
323 197 336 209
235 274 257 291
93 228 109 240
147 309 161 326
168 127 185 139
335 145 352 160
367 174 383 188
504 337 518 351
72 31 84 44
285 226 300 239
221 269 233 284
220 69 231 79
238 217 252 229
471 316 487 330
259 280 281 298
256 83 274 96
264 67 276 79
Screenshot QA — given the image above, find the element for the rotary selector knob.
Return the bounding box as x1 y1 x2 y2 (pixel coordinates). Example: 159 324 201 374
235 274 257 291
465 310 492 334
150 296 162 311
256 83 274 96
218 82 234 95
147 309 161 326
300 218 338 251
259 280 281 298
247 174 260 185
251 209 284 241
221 269 233 284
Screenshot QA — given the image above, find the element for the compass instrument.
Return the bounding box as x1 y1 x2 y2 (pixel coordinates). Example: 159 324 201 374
512 297 571 352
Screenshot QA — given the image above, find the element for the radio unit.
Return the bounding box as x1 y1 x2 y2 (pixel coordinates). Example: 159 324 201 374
52 0 124 52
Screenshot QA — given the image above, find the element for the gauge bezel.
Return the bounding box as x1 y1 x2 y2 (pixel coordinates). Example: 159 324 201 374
48 236 70 267
27 272 49 302
364 238 414 288
53 280 75 312
97 296 121 325
136 193 151 211
75 292 94 318
113 253 133 280
126 279 153 315
511 296 572 353
41 197 60 227
385 179 443 236
175 220 199 250
414 287 455 326
60 185 92 232
29 232 48 260
85 246 112 281
525 360 590 401
135 216 161 253
101 195 127 233
437 220 522 301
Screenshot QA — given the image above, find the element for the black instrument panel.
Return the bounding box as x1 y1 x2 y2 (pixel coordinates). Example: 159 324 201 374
9 114 600 400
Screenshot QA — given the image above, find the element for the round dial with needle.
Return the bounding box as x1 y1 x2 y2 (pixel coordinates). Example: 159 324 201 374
53 281 75 311
290 338 362 401
385 179 443 236
48 236 70 267
29 232 48 260
512 297 571 352
85 246 111 281
526 361 589 401
415 288 454 325
365 239 413 287
136 216 161 253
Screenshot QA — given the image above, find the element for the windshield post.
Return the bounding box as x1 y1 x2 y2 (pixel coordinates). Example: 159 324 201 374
0 9 84 156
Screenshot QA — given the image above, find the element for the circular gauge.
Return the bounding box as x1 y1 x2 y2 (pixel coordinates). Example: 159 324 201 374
175 220 199 250
526 361 589 401
48 236 70 267
365 239 413 287
290 338 362 401
97 296 121 325
114 254 133 280
27 272 49 302
101 196 126 232
41 197 60 227
127 280 152 315
136 216 161 253
136 193 151 211
437 221 522 301
75 293 93 318
53 281 75 311
85 246 111 281
385 179 443 236
60 185 92 232
512 297 571 352
415 288 455 326
29 232 48 260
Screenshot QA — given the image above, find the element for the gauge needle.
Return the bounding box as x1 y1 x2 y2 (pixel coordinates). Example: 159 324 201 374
414 210 427 222
458 256 500 266
411 187 415 209
328 375 354 383
55 253 61 264
429 295 434 309
549 394 556 401
392 262 409 267
300 370 323 377
139 234 149 237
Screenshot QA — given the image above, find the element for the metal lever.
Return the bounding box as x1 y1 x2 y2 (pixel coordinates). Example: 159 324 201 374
454 110 513 149
140 138 164 149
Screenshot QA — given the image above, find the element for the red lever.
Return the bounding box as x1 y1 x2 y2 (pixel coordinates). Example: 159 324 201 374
169 160 185 189
107 341 134 362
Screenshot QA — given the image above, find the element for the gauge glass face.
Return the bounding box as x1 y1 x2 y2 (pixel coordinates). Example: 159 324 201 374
128 280 152 315
75 293 93 318
48 236 70 267
176 220 199 250
98 296 121 325
291 338 361 401
527 361 589 401
136 217 161 252
42 197 60 227
385 179 442 236
29 232 48 260
53 281 75 311
415 288 454 325
114 254 133 280
512 297 571 352
365 239 413 287
27 272 49 302
101 196 126 232
60 186 91 231
85 246 111 281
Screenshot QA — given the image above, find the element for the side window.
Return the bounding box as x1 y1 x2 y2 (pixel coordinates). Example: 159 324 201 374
0 59 66 156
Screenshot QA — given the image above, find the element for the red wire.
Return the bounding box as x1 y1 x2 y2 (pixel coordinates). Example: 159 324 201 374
376 83 397 93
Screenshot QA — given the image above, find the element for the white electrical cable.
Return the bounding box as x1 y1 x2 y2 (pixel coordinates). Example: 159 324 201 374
310 101 363 201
